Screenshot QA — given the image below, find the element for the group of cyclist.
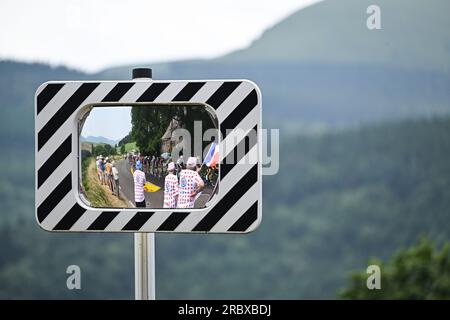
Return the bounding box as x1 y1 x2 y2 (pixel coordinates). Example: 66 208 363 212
125 152 218 187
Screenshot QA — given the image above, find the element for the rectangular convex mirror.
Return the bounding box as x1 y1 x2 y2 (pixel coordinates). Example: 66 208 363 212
79 104 220 210
36 79 261 233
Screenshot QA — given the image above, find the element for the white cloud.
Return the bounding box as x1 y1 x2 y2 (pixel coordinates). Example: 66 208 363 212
0 0 321 72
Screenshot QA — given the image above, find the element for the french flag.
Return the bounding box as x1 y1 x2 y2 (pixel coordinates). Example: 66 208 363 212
203 143 219 168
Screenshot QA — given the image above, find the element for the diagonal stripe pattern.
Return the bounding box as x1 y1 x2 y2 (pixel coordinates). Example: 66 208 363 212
37 83 65 114
38 83 100 150
38 134 72 188
35 80 261 233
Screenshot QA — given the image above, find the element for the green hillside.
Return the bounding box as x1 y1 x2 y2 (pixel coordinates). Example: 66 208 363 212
157 117 450 298
2 116 450 298
121 142 138 153
223 0 450 72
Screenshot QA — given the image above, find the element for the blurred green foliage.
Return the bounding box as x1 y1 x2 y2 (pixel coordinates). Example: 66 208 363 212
340 237 450 299
155 118 450 299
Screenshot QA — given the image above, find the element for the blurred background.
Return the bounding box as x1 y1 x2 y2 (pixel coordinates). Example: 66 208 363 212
0 0 449 299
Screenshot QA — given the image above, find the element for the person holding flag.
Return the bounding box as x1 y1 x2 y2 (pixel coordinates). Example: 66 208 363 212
203 142 219 186
203 142 219 169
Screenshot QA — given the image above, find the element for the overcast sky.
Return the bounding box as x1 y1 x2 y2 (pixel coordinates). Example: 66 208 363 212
82 107 131 141
0 0 321 73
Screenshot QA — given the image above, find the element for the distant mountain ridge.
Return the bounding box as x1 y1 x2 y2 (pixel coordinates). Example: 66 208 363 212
93 0 450 128
221 0 450 73
1 0 449 140
80 136 118 146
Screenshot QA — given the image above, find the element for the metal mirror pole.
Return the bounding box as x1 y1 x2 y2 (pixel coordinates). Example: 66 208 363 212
132 68 156 300
134 232 155 300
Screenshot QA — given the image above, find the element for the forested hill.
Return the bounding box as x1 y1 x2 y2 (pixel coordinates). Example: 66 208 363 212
1 115 449 298
157 116 450 298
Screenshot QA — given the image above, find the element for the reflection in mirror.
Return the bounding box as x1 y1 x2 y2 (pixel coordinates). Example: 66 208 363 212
79 104 219 209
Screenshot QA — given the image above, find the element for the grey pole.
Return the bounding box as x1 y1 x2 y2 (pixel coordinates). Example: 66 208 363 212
132 68 155 300
134 233 155 299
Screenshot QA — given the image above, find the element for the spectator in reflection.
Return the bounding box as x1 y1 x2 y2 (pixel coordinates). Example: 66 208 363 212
133 160 146 207
100 156 106 185
96 156 103 183
105 157 113 192
163 162 179 208
111 161 120 198
177 157 205 209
